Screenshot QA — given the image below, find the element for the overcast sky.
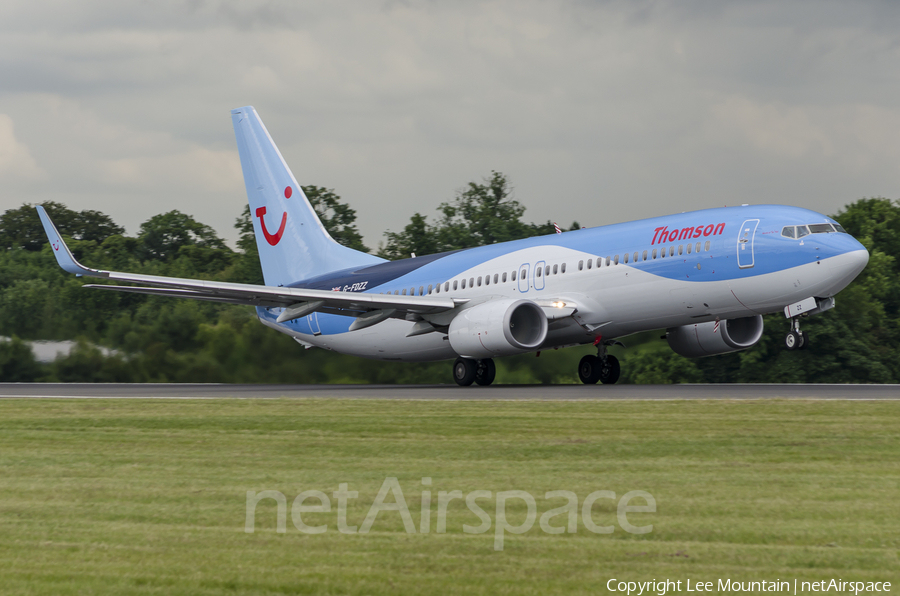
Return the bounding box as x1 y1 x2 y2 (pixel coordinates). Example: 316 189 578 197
2 0 899 249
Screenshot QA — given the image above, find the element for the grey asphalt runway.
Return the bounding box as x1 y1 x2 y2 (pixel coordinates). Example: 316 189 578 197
0 383 897 399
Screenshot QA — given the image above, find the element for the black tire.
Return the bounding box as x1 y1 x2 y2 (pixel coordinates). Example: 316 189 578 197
475 359 496 386
453 357 477 386
785 331 800 350
798 331 809 350
578 355 602 384
599 355 620 385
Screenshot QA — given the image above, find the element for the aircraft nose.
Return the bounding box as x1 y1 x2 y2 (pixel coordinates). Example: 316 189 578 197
828 247 869 293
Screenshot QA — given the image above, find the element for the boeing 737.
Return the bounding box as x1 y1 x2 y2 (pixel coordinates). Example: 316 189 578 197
38 106 870 385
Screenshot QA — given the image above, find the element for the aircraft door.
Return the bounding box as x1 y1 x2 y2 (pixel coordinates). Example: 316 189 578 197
533 260 546 291
518 263 530 293
307 313 322 336
737 219 760 269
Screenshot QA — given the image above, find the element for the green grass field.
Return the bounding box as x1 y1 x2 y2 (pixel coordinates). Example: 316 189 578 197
0 398 898 595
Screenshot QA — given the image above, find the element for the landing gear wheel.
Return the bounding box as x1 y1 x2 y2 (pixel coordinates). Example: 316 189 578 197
475 359 496 386
578 355 602 384
798 331 809 350
453 357 477 386
785 331 800 350
599 355 620 385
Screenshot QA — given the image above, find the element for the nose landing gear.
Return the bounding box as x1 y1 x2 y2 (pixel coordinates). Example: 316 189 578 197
785 317 809 350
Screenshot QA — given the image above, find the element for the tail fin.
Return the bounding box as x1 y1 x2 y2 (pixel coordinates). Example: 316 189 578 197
231 106 384 286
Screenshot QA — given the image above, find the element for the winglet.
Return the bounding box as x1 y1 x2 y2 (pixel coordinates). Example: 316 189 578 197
36 206 107 277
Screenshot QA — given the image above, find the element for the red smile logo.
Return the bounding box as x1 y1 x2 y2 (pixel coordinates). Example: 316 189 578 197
255 206 287 246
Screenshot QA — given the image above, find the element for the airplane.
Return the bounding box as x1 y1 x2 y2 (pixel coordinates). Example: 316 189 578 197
38 106 870 386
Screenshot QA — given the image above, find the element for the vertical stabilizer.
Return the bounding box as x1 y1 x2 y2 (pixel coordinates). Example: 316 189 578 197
231 106 384 286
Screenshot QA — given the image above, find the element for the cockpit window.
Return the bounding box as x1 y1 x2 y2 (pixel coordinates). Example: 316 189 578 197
784 223 846 239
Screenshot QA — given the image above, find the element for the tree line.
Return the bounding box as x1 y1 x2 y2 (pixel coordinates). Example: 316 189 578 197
0 173 896 383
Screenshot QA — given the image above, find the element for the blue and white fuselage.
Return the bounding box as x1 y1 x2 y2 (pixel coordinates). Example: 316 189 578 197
261 204 867 362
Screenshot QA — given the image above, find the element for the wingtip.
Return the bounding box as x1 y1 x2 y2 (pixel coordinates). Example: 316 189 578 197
35 205 101 277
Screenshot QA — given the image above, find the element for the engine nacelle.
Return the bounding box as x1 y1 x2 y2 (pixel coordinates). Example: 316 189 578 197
448 299 548 359
666 315 764 358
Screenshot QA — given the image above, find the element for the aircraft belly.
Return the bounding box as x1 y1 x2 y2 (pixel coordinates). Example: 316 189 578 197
325 319 456 362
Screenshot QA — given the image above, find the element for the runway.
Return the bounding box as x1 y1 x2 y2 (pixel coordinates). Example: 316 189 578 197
0 383 897 400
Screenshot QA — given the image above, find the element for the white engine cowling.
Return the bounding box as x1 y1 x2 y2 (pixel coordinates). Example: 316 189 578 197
448 299 548 359
666 315 764 358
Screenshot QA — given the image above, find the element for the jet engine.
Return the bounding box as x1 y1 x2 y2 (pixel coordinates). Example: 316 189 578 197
448 299 548 359
666 315 764 358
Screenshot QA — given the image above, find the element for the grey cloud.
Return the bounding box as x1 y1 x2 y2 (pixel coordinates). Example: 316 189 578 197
0 0 899 248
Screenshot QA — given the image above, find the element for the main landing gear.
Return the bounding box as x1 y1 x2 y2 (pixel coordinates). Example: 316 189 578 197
578 342 620 385
453 357 496 386
785 317 810 351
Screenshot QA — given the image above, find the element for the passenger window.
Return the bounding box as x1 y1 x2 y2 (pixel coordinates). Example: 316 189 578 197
484 276 489 286
560 263 566 273
494 274 499 283
502 272 507 282
696 242 701 252
428 284 433 294
678 245 683 255
419 286 424 295
587 259 592 270
704 240 710 251
545 265 550 275
687 244 692 254
624 253 629 264
605 256 611 266
402 289 407 295
520 268 526 279
642 250 648 261
477 277 482 287
453 281 458 290
614 255 619 265
553 264 558 275
444 282 450 292
797 226 810 238
578 260 584 270
461 279 466 289
633 252 639 262
782 226 796 238
469 278 474 287
652 248 657 259
596 258 601 268
411 288 415 295
537 268 542 277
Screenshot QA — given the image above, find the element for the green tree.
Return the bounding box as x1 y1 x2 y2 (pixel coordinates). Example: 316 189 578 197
378 213 443 260
230 205 264 285
136 210 229 262
379 172 581 259
302 186 370 252
0 336 43 381
0 201 124 252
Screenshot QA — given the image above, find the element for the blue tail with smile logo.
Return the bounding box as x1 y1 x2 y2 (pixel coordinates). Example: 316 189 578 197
231 106 384 287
